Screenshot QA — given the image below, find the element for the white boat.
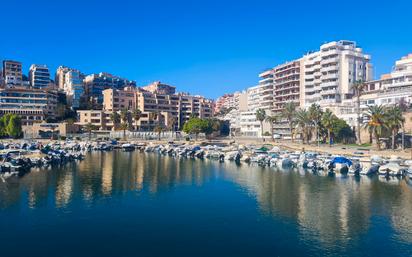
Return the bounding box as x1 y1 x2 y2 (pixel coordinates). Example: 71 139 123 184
378 162 406 176
121 143 135 151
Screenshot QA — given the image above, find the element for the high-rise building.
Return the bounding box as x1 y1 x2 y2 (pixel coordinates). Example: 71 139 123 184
83 72 136 104
2 60 23 86
65 70 85 109
301 40 373 108
29 64 51 89
258 69 274 114
55 66 84 91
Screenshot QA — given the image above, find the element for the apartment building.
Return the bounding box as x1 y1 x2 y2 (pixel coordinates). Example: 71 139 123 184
29 64 51 89
103 87 137 111
337 53 412 127
238 85 270 137
65 70 85 109
302 40 373 108
2 60 23 86
78 83 214 131
258 69 274 114
83 72 136 104
55 66 84 91
0 86 58 125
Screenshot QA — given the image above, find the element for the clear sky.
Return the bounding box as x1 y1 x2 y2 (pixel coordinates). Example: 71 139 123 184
1 0 411 99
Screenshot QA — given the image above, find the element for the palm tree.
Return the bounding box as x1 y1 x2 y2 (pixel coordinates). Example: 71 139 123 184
255 108 266 140
149 111 159 131
132 108 142 131
167 116 177 139
265 114 280 141
119 109 131 139
352 80 366 145
119 122 128 140
385 105 405 150
295 109 311 144
282 102 296 142
154 125 163 141
363 105 387 150
321 109 337 147
308 103 322 145
84 122 96 141
110 112 121 131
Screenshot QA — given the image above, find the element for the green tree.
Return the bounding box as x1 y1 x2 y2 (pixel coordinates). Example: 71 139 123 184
352 80 366 145
321 109 337 147
6 115 22 139
363 105 387 150
308 103 322 145
385 105 405 150
183 117 204 141
132 108 142 131
295 109 311 144
154 124 164 141
167 116 177 138
110 112 121 131
255 108 266 140
332 118 355 144
265 114 280 141
282 102 296 142
84 122 97 140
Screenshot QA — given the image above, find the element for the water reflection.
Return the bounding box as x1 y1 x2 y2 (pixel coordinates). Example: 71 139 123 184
0 151 411 251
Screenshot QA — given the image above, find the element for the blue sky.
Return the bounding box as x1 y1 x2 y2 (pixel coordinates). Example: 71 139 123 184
1 0 411 99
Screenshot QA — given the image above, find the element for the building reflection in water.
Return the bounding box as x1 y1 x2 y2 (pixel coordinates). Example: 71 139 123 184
0 151 411 247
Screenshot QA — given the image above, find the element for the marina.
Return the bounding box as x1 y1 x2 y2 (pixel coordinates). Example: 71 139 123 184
0 147 411 257
1 140 411 183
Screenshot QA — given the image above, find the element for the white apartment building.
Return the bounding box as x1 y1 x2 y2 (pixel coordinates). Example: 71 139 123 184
239 85 271 137
338 53 412 127
302 40 373 108
258 69 274 114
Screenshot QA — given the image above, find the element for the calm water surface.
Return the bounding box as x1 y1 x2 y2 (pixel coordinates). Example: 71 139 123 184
1 151 412 257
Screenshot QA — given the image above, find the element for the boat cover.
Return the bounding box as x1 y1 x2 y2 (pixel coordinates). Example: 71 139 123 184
331 156 352 166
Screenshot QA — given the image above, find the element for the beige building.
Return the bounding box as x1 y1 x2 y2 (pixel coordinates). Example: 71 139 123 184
0 86 58 125
22 122 80 138
103 87 137 111
78 83 214 131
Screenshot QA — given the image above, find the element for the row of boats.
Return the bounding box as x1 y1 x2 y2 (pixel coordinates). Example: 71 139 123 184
126 143 412 180
1 140 412 183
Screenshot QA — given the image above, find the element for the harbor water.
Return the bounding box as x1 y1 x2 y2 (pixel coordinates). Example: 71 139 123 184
0 151 412 257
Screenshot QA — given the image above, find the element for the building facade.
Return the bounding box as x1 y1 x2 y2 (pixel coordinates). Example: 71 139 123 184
65 70 85 109
0 87 58 125
302 40 373 108
2 60 23 87
29 64 51 89
78 83 214 131
83 72 136 104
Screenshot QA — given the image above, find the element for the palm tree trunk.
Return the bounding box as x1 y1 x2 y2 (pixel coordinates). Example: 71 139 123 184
290 122 294 143
328 129 331 147
402 122 405 150
260 121 264 141
375 131 381 150
392 129 396 150
357 94 361 145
